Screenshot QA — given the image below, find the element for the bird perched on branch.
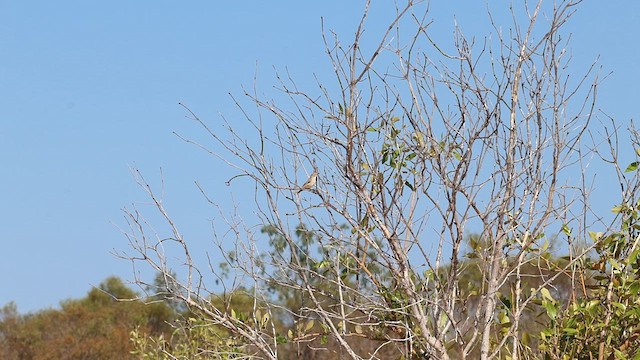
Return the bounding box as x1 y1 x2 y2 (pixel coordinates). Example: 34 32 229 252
298 169 318 193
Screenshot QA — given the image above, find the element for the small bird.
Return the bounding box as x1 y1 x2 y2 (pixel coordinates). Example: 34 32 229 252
298 170 318 193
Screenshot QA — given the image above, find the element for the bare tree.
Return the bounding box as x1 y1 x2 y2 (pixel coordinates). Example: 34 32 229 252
119 1 606 359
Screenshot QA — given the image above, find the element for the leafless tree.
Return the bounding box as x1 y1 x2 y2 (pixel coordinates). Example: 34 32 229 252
119 1 607 359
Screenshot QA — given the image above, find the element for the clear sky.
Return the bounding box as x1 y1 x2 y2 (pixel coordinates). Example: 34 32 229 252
1 1 639 313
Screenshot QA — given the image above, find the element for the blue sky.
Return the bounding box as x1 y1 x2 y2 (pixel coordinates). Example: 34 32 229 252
1 1 639 313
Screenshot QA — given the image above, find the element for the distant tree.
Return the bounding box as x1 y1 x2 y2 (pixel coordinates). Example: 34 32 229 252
0 276 174 360
144 271 188 314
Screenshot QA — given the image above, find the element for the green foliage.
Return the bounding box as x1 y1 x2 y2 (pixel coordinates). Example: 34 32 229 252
540 198 640 359
131 288 286 359
157 224 413 358
145 271 188 314
259 223 386 306
131 317 244 360
367 114 462 196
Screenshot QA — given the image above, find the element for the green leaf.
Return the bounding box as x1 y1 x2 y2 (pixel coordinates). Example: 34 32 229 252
588 231 603 242
305 319 315 332
276 334 288 344
562 224 572 236
614 348 627 360
610 258 622 271
261 312 270 329
404 181 415 191
585 300 600 310
541 240 550 252
540 287 555 302
612 204 625 214
612 302 626 311
543 300 558 320
498 311 511 325
315 259 331 269
438 311 448 328
629 248 639 265
625 161 639 173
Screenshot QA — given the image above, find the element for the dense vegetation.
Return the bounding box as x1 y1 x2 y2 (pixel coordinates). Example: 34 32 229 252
5 214 640 359
0 277 172 359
